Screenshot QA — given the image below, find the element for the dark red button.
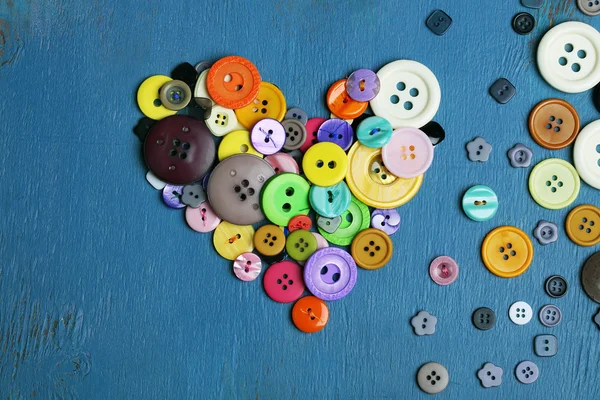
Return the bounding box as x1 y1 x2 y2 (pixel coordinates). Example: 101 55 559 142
144 115 215 184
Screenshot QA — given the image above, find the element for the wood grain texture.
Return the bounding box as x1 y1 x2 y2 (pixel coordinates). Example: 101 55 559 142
0 0 599 398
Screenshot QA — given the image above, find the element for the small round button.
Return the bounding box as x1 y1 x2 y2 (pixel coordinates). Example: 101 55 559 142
370 209 401 235
581 251 600 303
263 260 305 303
233 252 262 282
234 81 286 129
250 118 285 155
326 79 368 120
206 56 261 109
545 275 568 298
346 68 381 102
304 247 357 301
317 196 370 246
212 221 254 260
382 128 434 178
529 158 580 210
309 181 351 218
264 152 299 174
472 307 496 331
512 12 535 35
356 116 393 149
350 228 393 270
288 215 312 232
300 118 326 153
160 79 192 110
282 119 307 151
286 229 318 262
162 184 185 209
528 99 580 149
462 185 498 222
573 120 600 190
260 173 311 226
302 142 348 187
515 361 539 384
285 107 308 125
137 75 178 120
185 201 221 233
481 226 534 278
416 362 449 394
292 296 329 333
429 256 459 285
509 301 533 325
317 119 354 151
578 0 600 15
253 224 285 257
566 204 600 246
218 129 263 160
539 304 562 327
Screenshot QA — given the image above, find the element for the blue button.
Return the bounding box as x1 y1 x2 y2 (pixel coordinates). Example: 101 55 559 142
462 185 498 221
356 116 393 149
309 181 351 218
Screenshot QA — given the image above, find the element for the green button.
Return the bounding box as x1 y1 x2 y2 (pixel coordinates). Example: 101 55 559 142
462 185 498 222
261 173 311 226
285 229 317 261
318 196 370 246
529 158 580 210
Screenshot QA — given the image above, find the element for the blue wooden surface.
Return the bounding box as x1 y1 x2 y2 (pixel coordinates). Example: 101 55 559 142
1 0 600 398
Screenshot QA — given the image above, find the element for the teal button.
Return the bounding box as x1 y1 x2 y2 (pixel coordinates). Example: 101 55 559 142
356 116 393 148
462 185 498 222
309 181 351 218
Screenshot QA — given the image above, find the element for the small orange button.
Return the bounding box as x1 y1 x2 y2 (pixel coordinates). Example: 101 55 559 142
481 226 534 278
326 79 368 120
566 204 600 247
292 296 329 333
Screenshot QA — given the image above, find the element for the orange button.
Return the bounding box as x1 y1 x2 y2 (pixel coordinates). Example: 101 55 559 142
207 56 261 109
326 79 368 120
481 226 534 278
350 228 393 270
566 204 600 247
253 224 285 257
292 296 329 333
528 98 580 150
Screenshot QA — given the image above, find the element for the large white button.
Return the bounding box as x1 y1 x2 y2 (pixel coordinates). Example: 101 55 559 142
509 301 533 325
574 119 600 190
537 21 600 93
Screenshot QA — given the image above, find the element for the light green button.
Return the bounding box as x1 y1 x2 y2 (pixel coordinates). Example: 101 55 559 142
529 158 580 210
462 185 498 222
318 196 370 246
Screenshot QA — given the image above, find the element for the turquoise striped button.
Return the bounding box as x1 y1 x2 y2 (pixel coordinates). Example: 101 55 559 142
309 181 351 218
356 116 393 148
462 185 498 222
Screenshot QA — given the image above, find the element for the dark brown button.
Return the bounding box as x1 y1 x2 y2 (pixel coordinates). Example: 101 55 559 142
144 115 215 185
528 98 580 150
207 154 275 225
582 252 600 303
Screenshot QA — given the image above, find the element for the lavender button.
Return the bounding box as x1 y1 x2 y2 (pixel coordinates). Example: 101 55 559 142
371 209 401 235
304 247 357 301
317 119 353 151
162 184 185 209
250 118 285 155
346 68 381 102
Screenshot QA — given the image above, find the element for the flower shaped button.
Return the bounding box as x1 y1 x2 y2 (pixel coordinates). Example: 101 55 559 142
507 143 533 168
477 363 503 388
533 220 558 245
370 209 401 235
181 184 206 208
466 137 492 162
411 310 437 336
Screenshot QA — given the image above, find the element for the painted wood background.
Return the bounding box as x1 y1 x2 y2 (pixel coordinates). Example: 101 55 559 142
0 0 599 398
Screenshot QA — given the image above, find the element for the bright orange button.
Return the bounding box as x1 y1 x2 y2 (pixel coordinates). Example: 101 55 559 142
566 204 600 247
292 296 329 333
207 56 261 109
481 226 534 278
326 79 368 119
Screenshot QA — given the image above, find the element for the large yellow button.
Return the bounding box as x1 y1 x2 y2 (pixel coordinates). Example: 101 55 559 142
218 130 263 161
137 75 178 120
235 82 286 129
213 221 255 260
566 204 600 247
302 142 348 186
481 226 534 278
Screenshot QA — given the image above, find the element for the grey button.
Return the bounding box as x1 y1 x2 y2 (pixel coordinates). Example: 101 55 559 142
539 304 562 327
181 184 206 208
594 309 600 329
317 215 341 234
472 307 496 331
282 119 307 151
411 310 437 336
285 107 308 125
582 252 600 303
417 362 449 394
162 184 185 209
134 117 156 142
521 0 544 8
534 220 558 245
194 60 212 74
466 137 492 162
477 363 503 388
515 361 539 384
545 275 568 298
207 154 275 225
160 80 192 111
578 0 600 16
534 335 558 357
191 97 213 121
426 10 452 36
489 78 516 104
507 143 533 168
512 12 535 35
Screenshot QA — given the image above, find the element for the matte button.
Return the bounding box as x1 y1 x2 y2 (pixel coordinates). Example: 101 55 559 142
595 310 600 328
318 196 370 246
581 251 600 303
309 181 351 218
260 173 311 226
300 118 326 153
317 215 341 234
350 228 393 270
317 119 354 151
477 363 503 388
512 12 535 35
545 275 568 298
288 215 312 232
426 10 452 36
417 362 449 394
250 118 285 155
292 296 329 333
212 221 254 260
264 152 299 174
346 69 380 102
356 116 393 149
578 0 600 17
566 204 600 246
286 229 318 262
171 62 197 88
206 105 241 137
137 75 178 120
429 256 459 286
233 252 262 282
134 117 156 143
206 56 261 109
411 310 437 336
533 220 558 245
282 119 307 151
235 82 286 129
189 97 212 121
482 226 534 278
181 184 206 208
263 260 305 303
326 79 368 120
462 185 498 222
160 79 192 111
489 78 516 103
539 304 562 327
285 107 308 125
382 128 434 178
529 158 580 210
472 307 496 331
466 137 492 162
507 143 533 168
185 201 221 233
420 120 446 146
573 120 600 190
522 0 544 8
528 99 580 149
509 301 533 325
218 129 263 160
534 335 558 357
515 361 539 384
303 142 348 186
304 247 357 301
370 209 400 235
253 224 285 257
162 184 185 209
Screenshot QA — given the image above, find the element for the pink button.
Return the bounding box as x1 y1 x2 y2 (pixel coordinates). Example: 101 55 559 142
263 260 305 303
381 128 434 178
300 118 326 153
233 252 262 281
185 201 221 233
429 256 459 286
265 153 299 174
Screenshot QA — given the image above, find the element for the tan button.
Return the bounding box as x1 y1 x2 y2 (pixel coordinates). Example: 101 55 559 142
350 228 393 270
566 204 600 247
253 224 285 256
528 98 580 149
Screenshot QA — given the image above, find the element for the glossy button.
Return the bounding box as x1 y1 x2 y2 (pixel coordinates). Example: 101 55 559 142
286 229 318 262
507 143 533 168
282 119 307 151
573 119 600 190
482 226 534 278
300 118 326 153
318 196 370 246
218 129 263 160
420 120 446 147
317 119 354 151
309 181 351 218
303 142 348 186
181 184 205 208
260 173 311 226
472 307 496 331
529 158 580 210
185 201 221 233
512 12 535 35
545 275 568 298
578 0 600 15
356 116 393 149
489 78 516 104
206 105 242 137
370 209 401 235
426 10 452 36
317 216 341 234
350 228 393 270
160 79 192 110
292 296 329 333
509 301 533 325
162 184 185 209
212 221 254 260
264 153 299 174
582 252 600 303
206 56 261 109
326 79 368 120
565 204 600 246
346 68 380 102
429 256 459 285
528 98 580 149
234 81 286 129
539 304 562 327
263 260 305 303
417 362 449 395
253 224 285 257
382 128 434 178
462 185 498 222
533 220 559 245
250 118 285 155
288 215 312 232
304 247 357 301
137 75 178 120
233 252 262 282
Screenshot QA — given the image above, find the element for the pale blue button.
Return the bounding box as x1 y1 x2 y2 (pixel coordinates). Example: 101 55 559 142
462 185 498 221
309 181 351 218
356 116 393 148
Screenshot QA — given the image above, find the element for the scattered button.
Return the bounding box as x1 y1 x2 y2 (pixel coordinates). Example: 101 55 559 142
181 184 206 208
416 362 449 394
233 252 262 282
482 226 534 278
137 75 178 120
185 201 221 233
162 184 185 209
539 304 562 327
477 363 503 388
515 361 539 384
573 120 600 190
462 185 498 222
235 81 286 129
212 221 254 260
429 256 459 286
309 181 351 218
317 215 342 234
288 215 312 232
426 10 452 36
261 173 311 226
282 119 307 151
489 78 516 104
529 158 580 210
317 196 370 246
512 12 535 35
326 79 368 120
528 98 580 150
411 310 437 336
420 121 446 146
545 275 568 298
370 209 401 235
286 229 318 262
253 224 285 257
509 301 533 325
300 118 326 153
533 220 558 245
522 0 544 8
206 56 261 109
507 143 533 168
160 79 192 111
382 127 434 179
350 228 393 270
594 310 600 328
264 152 299 174
304 247 357 301
534 335 558 357
578 0 600 16
317 118 354 151
346 68 381 102
285 107 308 125
263 260 306 303
218 129 263 160
566 205 600 247
146 170 166 190
250 118 286 155
581 251 600 303
472 307 496 331
356 116 393 149
303 142 348 186
292 296 329 333
466 137 492 162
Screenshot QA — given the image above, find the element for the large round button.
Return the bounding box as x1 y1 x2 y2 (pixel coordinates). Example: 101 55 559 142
137 75 178 120
218 129 263 160
528 98 580 149
302 142 348 186
350 228 393 270
234 81 286 129
260 173 311 226
370 60 441 129
233 252 262 282
253 224 285 257
481 226 534 278
286 229 318 262
292 296 329 333
529 158 580 210
212 221 254 260
573 119 600 190
207 154 275 225
144 115 216 185
185 201 221 233
537 21 600 93
318 196 370 246
309 181 351 218
582 251 600 303
565 204 600 246
382 128 434 178
206 56 261 109
326 79 368 119
263 260 305 303
429 256 459 285
304 247 357 301
462 185 498 222
417 362 449 394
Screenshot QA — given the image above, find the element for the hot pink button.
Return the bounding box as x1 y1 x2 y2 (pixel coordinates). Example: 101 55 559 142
233 252 262 282
429 256 459 286
263 260 305 303
185 201 221 232
265 153 299 174
381 127 434 178
300 118 326 153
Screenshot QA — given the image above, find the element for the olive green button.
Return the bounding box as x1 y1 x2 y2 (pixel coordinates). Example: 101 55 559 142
528 158 580 210
318 196 370 246
260 173 311 226
285 229 317 261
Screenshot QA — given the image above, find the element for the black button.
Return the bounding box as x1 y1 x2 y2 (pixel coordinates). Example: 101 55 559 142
582 252 600 303
133 117 156 142
426 10 452 36
512 12 535 35
171 62 198 88
545 275 568 298
472 307 496 330
420 121 445 146
489 78 516 104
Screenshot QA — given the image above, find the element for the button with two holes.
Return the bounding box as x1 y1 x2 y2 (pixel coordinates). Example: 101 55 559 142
212 221 255 260
534 335 558 357
462 185 498 222
426 10 452 36
260 173 311 226
489 78 516 104
292 296 329 333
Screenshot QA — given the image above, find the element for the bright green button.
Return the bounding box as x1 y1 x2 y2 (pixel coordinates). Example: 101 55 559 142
261 173 311 226
462 185 498 222
318 196 370 246
285 229 317 261
529 158 580 210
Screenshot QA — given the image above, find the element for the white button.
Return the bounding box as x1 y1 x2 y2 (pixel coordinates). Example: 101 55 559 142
509 301 533 325
206 105 244 137
370 60 441 129
146 171 166 190
574 119 600 190
416 362 449 394
193 69 215 105
537 21 600 93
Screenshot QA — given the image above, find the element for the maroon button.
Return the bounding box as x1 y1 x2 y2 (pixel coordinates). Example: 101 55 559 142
144 115 216 185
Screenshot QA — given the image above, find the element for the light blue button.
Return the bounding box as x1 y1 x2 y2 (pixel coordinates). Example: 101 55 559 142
309 181 351 218
356 116 393 148
462 185 498 222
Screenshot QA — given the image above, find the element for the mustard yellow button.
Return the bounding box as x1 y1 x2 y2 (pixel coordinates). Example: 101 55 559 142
218 129 263 161
346 142 422 208
481 226 534 278
137 75 178 120
566 204 600 247
213 221 254 260
351 228 393 270
302 142 348 186
235 82 286 129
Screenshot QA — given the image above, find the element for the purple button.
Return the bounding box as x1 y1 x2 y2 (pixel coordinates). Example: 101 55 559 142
371 209 401 235
346 68 381 102
250 118 285 155
304 247 357 301
429 256 459 286
317 119 353 151
162 184 185 208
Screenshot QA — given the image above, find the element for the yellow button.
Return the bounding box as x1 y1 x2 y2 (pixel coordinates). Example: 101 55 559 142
235 82 286 129
346 142 422 208
350 228 393 270
213 221 255 260
302 142 348 186
566 204 600 247
137 75 178 120
481 226 534 278
218 130 263 161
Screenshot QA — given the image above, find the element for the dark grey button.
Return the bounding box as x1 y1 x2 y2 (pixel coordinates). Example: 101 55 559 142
534 220 558 245
489 78 516 104
466 137 492 162
207 154 275 225
582 252 600 303
426 10 452 36
594 84 600 113
545 275 568 298
133 117 156 142
534 335 557 357
317 215 341 234
410 310 437 336
477 363 503 388
522 0 544 8
171 62 198 88
420 121 445 146
282 119 307 151
578 0 600 16
188 97 212 121
472 307 496 330
515 361 539 384
512 12 535 35
507 143 533 168
194 60 212 74
181 184 206 208
285 107 308 125
594 310 600 329
539 304 562 327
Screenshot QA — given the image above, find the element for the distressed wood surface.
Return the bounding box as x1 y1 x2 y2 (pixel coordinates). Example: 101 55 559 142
0 0 599 398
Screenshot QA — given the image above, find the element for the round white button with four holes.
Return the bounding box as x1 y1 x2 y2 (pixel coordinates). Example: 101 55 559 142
509 301 533 325
574 119 600 190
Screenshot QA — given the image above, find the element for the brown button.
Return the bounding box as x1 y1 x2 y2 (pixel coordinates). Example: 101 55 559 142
144 115 215 185
253 224 286 256
350 228 393 270
207 154 275 225
528 98 580 149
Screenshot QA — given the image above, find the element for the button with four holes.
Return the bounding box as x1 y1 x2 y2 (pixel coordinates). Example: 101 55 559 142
509 301 533 325
160 79 192 110
462 185 498 222
539 304 562 327
566 204 600 246
472 307 496 331
206 105 241 137
235 81 286 129
350 228 393 270
212 221 254 260
302 142 348 186
286 229 318 262
292 296 329 333
481 226 534 278
253 224 285 257
282 119 307 151
515 361 539 384
417 362 449 394
528 98 580 149
263 260 305 303
512 12 535 35
534 335 558 357
185 201 221 233
233 252 262 282
382 127 434 178
545 275 568 298
529 158 580 210
429 256 459 286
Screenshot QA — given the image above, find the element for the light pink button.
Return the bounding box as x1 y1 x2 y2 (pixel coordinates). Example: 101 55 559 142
185 201 221 233
300 118 326 153
429 256 459 286
263 260 305 303
381 128 434 178
265 153 299 174
233 252 262 281
300 232 330 266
